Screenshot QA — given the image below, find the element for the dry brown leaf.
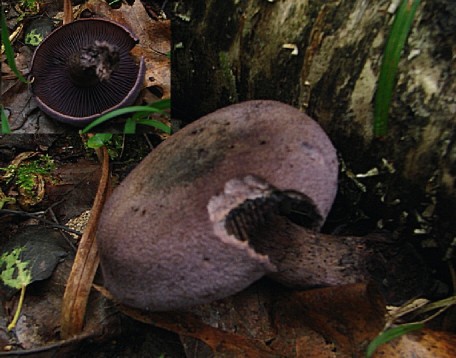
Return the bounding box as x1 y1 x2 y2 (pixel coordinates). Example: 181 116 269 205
374 329 456 357
84 0 170 98
100 282 384 357
272 283 386 357
44 159 102 222
95 282 279 357
295 333 338 358
117 305 280 358
373 329 456 358
1 151 48 208
96 270 456 357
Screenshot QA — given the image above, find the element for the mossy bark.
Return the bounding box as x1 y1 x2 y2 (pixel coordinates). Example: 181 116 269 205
171 0 456 253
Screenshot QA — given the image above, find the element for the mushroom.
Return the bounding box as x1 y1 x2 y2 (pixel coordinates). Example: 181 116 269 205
29 18 145 126
97 100 430 311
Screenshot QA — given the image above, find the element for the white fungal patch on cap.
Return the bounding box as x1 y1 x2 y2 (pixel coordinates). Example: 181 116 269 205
208 174 323 249
208 175 272 224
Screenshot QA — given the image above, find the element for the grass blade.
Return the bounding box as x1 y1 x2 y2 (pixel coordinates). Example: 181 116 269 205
123 118 137 134
1 12 28 83
373 0 420 137
135 119 171 134
81 105 166 133
1 105 12 134
147 98 171 111
366 322 424 357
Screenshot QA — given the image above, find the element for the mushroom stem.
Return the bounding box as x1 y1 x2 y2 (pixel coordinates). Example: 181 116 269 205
249 216 430 305
208 176 431 305
67 40 120 87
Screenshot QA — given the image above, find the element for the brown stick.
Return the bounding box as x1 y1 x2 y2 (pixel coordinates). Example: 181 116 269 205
63 0 73 25
60 145 110 338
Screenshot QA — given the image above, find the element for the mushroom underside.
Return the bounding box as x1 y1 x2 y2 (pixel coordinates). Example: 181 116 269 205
30 18 145 125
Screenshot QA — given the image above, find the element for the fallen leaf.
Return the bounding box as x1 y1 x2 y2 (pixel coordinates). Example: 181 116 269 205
374 328 456 357
272 283 386 357
0 226 70 300
85 0 171 98
45 158 101 222
102 282 384 357
117 306 280 358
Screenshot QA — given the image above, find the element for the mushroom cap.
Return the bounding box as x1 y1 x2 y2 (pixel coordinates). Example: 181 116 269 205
30 18 145 126
97 100 338 311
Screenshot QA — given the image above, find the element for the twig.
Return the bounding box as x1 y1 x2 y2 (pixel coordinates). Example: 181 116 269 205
0 209 82 237
60 144 110 338
0 23 23 55
46 206 78 251
63 0 74 25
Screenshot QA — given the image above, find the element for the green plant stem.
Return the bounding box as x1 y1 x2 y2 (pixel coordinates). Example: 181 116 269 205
8 284 27 331
1 105 11 134
373 0 420 137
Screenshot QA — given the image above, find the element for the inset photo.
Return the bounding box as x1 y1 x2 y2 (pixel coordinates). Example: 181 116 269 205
1 0 170 134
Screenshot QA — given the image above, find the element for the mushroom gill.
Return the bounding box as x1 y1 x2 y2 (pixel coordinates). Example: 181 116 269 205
208 175 323 243
30 18 145 126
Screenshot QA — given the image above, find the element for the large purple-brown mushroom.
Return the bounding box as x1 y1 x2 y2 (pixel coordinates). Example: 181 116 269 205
97 100 338 310
97 100 430 311
30 18 145 126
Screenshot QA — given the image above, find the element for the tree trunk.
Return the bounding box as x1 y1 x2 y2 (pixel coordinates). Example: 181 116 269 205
171 0 456 256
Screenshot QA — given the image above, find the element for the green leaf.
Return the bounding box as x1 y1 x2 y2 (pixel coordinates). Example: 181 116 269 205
0 226 68 300
147 98 171 111
24 28 44 46
0 227 69 331
366 322 424 357
124 118 137 134
87 133 113 148
1 12 28 83
373 0 421 137
0 247 32 289
1 105 11 134
81 105 167 133
136 119 172 134
0 246 30 331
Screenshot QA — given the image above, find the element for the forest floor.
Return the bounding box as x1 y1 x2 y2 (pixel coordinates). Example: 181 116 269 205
1 1 455 357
